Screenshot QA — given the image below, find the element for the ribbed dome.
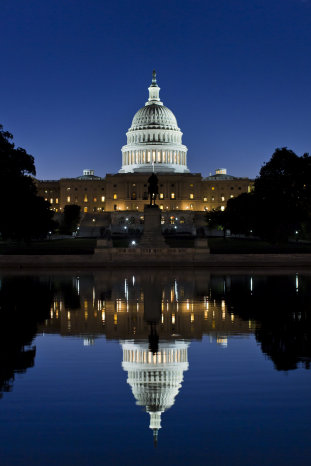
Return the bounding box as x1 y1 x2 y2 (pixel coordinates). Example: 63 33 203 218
130 104 178 131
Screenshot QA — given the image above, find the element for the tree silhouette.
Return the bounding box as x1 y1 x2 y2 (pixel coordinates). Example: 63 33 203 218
0 124 56 240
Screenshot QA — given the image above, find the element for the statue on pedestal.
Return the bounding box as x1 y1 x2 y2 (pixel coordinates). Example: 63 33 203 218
148 173 158 206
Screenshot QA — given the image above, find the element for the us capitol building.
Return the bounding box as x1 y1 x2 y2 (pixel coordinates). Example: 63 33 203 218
36 71 252 231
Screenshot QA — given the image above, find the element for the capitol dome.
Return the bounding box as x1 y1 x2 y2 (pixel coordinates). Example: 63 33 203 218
121 340 189 445
119 71 189 173
131 104 178 130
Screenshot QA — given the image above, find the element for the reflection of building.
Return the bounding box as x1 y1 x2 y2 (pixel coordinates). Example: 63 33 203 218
121 340 189 445
40 272 254 341
36 72 252 227
35 272 258 443
37 272 254 443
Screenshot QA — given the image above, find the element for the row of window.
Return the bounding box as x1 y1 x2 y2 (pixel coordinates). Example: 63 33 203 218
48 194 234 205
127 132 181 144
118 216 187 225
44 186 244 194
65 195 106 203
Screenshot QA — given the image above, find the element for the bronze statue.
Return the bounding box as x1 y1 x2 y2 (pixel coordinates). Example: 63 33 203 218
147 173 159 206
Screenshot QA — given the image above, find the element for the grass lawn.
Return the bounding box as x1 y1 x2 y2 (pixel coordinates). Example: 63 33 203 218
208 237 311 254
0 238 97 255
1 236 311 255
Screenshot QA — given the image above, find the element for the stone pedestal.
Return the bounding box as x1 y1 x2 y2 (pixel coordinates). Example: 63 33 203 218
139 205 167 248
94 238 113 253
194 237 210 252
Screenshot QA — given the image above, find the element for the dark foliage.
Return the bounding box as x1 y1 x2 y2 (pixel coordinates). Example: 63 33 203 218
210 274 311 371
211 148 311 243
0 125 56 240
0 276 54 397
60 204 81 234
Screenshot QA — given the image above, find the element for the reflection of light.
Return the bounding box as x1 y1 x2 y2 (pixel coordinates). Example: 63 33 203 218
125 279 128 301
250 277 253 293
67 312 71 320
102 311 105 323
132 276 135 286
190 313 194 323
83 338 94 346
204 310 208 320
217 337 228 348
296 273 299 293
172 314 175 324
221 300 225 309
174 280 178 301
231 314 234 322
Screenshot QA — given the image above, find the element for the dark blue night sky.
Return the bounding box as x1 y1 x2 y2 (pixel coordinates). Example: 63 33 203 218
1 0 310 180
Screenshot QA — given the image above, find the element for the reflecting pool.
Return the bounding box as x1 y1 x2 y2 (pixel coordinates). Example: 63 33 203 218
0 270 311 465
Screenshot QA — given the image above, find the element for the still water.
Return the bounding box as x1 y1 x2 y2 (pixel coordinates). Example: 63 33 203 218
0 270 311 465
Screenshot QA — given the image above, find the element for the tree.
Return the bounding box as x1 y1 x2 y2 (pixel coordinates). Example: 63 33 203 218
206 208 227 236
60 205 81 234
0 125 56 240
222 148 311 243
225 193 258 236
254 148 311 242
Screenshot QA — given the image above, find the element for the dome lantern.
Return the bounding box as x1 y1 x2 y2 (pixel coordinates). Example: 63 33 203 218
146 70 163 106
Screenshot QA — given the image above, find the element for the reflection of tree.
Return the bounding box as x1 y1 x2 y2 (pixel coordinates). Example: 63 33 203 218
0 276 54 397
214 274 311 371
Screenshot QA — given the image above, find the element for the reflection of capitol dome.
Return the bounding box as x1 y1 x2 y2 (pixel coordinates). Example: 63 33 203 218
121 340 189 444
119 71 189 174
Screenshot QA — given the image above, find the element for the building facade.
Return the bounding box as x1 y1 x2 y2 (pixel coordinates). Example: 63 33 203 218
36 72 252 221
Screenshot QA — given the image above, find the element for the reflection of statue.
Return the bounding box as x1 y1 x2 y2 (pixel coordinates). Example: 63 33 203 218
148 173 158 206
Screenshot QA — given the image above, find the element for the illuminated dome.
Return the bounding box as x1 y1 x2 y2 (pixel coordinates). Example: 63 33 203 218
121 340 189 445
119 71 189 173
131 104 178 130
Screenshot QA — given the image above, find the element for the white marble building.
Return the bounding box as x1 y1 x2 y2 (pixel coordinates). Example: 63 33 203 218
120 71 189 174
